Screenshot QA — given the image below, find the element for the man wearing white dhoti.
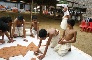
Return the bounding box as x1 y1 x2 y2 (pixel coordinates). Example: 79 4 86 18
60 6 70 30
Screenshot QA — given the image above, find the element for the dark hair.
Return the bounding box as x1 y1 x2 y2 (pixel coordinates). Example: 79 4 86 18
0 17 8 23
67 19 75 26
17 16 24 21
7 17 12 22
0 16 12 23
39 29 47 38
0 21 9 32
32 15 37 20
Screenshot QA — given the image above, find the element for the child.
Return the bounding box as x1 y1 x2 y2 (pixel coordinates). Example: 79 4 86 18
0 21 14 43
54 19 77 56
12 16 26 39
34 28 59 60
30 15 39 38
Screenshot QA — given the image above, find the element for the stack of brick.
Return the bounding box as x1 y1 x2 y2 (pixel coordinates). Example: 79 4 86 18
0 42 38 60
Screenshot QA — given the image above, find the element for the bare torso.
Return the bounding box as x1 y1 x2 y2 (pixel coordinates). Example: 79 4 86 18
64 28 76 41
32 22 39 31
14 19 24 27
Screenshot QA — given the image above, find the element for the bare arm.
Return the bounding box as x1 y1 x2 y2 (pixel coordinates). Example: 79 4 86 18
23 20 26 38
12 19 16 37
37 22 39 38
35 38 42 53
59 30 65 42
62 30 65 38
38 38 42 49
37 34 52 60
43 34 52 56
30 23 33 34
5 31 11 40
2 34 4 40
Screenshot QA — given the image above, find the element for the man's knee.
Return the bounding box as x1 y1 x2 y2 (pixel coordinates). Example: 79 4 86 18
57 50 68 56
58 52 66 57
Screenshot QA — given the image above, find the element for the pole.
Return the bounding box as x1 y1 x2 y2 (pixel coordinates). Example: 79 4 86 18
31 0 33 22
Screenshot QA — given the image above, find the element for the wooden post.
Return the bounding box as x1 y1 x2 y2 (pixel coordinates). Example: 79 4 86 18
31 0 33 22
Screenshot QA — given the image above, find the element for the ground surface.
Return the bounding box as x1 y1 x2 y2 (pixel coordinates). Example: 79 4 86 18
0 11 92 56
0 34 92 60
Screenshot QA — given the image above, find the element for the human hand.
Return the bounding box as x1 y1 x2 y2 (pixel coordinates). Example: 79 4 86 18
8 39 15 43
37 55 45 60
58 40 65 44
34 49 39 55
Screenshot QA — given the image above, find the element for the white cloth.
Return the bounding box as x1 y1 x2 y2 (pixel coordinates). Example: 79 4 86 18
54 42 71 56
60 9 69 30
14 27 23 36
31 27 37 35
63 10 69 18
60 18 68 30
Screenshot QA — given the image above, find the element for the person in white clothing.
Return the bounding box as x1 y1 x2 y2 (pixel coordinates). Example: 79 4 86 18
60 6 70 30
54 19 77 56
12 16 26 40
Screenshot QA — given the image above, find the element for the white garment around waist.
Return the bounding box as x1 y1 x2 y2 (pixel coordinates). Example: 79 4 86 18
31 27 37 35
14 27 23 36
54 41 71 56
60 18 68 30
54 43 71 50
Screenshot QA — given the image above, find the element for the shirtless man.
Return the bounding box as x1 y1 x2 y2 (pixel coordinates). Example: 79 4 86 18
0 16 13 38
54 19 77 56
0 21 14 43
30 15 39 38
34 28 59 60
12 16 26 39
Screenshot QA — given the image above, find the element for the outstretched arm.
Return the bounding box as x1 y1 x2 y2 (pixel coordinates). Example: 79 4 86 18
34 38 42 55
30 23 33 35
23 20 26 38
37 22 39 39
58 30 65 43
38 35 52 60
43 35 52 55
12 19 16 37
